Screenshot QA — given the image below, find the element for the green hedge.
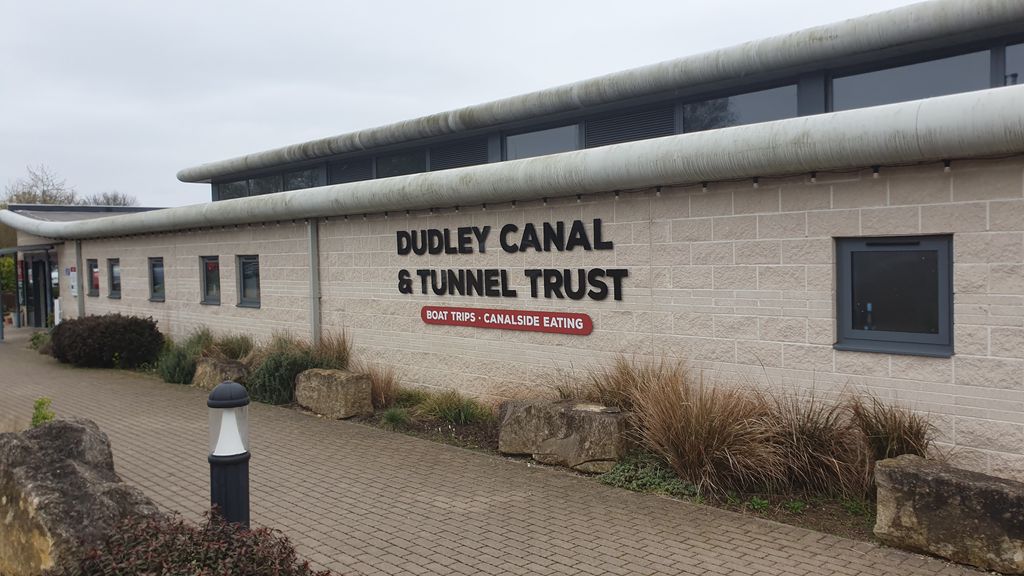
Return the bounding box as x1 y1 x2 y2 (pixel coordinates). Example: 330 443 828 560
50 314 163 369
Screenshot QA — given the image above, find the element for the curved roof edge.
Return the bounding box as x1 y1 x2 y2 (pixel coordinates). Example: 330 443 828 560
7 85 1024 241
176 0 1024 183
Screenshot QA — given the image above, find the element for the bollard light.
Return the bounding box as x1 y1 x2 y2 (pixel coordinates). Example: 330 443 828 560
208 381 250 527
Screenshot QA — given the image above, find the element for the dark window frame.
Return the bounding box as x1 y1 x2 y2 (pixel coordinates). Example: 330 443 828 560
148 257 165 303
200 255 221 306
835 235 953 357
107 258 121 299
503 123 582 161
236 255 261 309
86 259 99 297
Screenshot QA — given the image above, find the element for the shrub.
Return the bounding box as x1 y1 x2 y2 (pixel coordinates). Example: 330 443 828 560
182 327 215 357
157 345 197 384
381 407 411 429
631 365 785 496
312 331 350 370
849 394 932 462
50 314 164 369
417 389 492 425
248 347 318 405
29 331 50 351
31 397 54 427
599 452 698 498
364 364 398 409
212 333 254 360
770 391 871 496
79 512 333 576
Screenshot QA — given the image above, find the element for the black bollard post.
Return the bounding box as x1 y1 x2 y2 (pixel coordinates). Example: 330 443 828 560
207 381 250 527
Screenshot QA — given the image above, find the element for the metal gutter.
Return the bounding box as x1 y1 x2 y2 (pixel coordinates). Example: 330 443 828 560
5 85 1024 241
176 0 1024 183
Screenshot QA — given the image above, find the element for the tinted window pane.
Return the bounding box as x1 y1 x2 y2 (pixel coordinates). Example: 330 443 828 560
149 259 165 300
376 150 426 178
1007 43 1024 86
833 50 990 111
249 175 282 196
683 85 797 133
283 168 324 191
506 125 579 160
202 257 220 303
239 257 260 304
218 180 248 200
329 158 374 184
109 260 121 295
851 250 939 334
87 259 99 295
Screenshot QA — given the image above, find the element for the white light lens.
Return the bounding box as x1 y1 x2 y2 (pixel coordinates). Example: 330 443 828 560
209 406 249 456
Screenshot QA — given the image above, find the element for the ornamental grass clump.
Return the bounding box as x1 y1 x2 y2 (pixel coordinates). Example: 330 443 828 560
312 331 351 370
156 327 216 384
417 389 493 425
848 393 933 462
363 363 399 410
211 333 254 361
247 336 318 405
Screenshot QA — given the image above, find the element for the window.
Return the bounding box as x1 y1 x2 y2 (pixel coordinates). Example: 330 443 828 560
585 106 676 148
832 50 990 112
1007 43 1024 86
429 139 489 171
376 150 427 178
329 158 374 184
148 257 165 302
200 256 220 305
835 236 952 357
248 174 282 196
505 125 579 160
283 167 325 191
683 85 797 133
217 180 248 200
237 255 260 308
86 259 99 297
107 258 121 299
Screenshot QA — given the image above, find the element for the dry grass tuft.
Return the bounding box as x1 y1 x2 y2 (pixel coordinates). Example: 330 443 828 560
312 331 351 371
364 364 399 410
849 393 933 462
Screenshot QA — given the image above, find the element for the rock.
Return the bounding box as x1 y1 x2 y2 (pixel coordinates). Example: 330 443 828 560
498 400 630 473
875 454 1024 574
193 356 248 391
0 418 160 576
295 369 373 419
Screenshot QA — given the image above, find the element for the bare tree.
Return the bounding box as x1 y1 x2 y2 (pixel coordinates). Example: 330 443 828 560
81 191 138 207
2 165 79 205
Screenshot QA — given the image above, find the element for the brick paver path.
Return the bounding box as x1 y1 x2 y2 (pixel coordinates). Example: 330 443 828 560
1 329 979 575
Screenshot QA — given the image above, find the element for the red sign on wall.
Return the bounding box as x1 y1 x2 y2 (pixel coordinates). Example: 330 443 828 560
421 306 593 336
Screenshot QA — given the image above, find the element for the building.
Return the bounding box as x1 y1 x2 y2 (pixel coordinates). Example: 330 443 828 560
3 0 1024 479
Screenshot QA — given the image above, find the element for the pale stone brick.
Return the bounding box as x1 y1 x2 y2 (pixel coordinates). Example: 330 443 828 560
920 202 988 233
712 215 757 241
831 178 887 209
671 218 713 242
758 266 806 290
652 243 689 266
672 312 715 336
649 221 670 243
734 240 780 264
953 232 1024 264
989 452 1024 483
807 209 859 237
759 317 807 342
733 187 780 215
713 266 757 290
955 417 1024 454
890 355 952 383
689 190 733 217
650 194 689 219
835 351 890 376
952 165 1024 202
990 199 1024 232
671 265 713 289
780 238 832 264
757 212 807 239
990 264 1024 295
782 344 834 371
690 242 733 265
954 263 989 294
954 356 1024 390
946 446 991 475
780 185 831 212
888 169 951 205
803 265 833 292
736 340 782 367
714 315 759 340
860 206 920 235
955 324 989 356
806 318 835 345
990 327 1024 359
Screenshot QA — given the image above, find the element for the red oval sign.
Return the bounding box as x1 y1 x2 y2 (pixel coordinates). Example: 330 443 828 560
421 306 593 335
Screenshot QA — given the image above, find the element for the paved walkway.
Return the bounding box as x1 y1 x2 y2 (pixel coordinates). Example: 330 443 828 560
0 328 978 576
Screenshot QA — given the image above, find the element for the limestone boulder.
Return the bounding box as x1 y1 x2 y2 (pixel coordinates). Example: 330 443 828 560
498 400 630 473
0 418 160 576
875 454 1024 574
193 356 248 391
295 369 373 419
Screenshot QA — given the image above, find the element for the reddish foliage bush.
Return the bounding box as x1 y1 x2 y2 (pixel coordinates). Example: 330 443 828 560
50 313 163 368
79 511 335 576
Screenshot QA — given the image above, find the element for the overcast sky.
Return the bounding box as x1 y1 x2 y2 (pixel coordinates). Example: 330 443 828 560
1 0 921 207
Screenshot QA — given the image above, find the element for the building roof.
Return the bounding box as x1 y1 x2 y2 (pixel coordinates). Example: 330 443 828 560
7 204 162 222
176 0 1024 184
